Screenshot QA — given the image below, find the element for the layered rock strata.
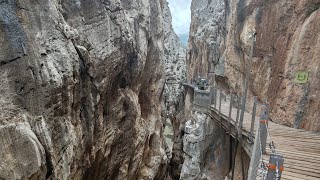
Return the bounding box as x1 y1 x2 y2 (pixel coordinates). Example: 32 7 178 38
187 0 226 84
162 1 187 179
180 110 230 180
0 0 177 179
162 0 187 118
188 0 320 131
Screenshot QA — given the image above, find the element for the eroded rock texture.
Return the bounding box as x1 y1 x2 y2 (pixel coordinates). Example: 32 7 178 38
0 0 176 179
163 0 186 105
188 0 320 131
162 0 186 131
161 1 187 179
180 111 228 180
187 0 226 83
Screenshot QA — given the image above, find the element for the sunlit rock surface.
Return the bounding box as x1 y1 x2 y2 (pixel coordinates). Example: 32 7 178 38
188 0 320 131
187 0 226 82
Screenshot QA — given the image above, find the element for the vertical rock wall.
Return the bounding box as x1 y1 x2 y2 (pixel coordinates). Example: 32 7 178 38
180 111 230 180
162 0 186 118
0 0 179 179
188 0 320 131
187 0 226 84
162 1 187 179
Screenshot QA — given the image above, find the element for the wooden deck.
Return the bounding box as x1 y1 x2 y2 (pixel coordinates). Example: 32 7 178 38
210 95 320 180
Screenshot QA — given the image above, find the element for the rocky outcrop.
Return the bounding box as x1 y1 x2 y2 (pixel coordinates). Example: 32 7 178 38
161 1 187 179
180 111 230 180
0 122 46 180
0 0 175 179
187 0 226 83
163 0 186 112
188 0 320 131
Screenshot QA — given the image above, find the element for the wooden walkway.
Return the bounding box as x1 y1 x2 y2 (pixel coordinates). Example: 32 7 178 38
210 94 320 180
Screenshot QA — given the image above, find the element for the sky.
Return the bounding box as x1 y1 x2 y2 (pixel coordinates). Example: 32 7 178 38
167 0 192 45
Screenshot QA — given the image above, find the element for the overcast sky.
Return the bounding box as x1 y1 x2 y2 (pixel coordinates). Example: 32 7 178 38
167 0 192 35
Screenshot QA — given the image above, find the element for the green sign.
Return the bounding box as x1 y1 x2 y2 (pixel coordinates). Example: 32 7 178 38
294 71 309 84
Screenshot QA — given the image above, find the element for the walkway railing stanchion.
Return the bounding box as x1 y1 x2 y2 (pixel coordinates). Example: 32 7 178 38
214 87 217 109
227 93 233 174
249 96 257 142
266 154 284 180
260 105 268 154
235 95 241 130
229 94 233 118
210 86 215 106
228 94 233 132
247 125 262 180
219 90 222 112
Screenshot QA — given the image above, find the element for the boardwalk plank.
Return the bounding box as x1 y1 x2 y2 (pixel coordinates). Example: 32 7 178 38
208 92 320 180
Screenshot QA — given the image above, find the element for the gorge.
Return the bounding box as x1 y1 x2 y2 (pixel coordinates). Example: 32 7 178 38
0 0 320 180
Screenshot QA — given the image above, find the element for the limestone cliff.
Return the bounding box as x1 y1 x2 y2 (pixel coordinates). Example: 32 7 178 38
188 0 320 131
187 0 226 83
163 0 186 114
0 0 175 179
180 111 228 180
162 1 187 179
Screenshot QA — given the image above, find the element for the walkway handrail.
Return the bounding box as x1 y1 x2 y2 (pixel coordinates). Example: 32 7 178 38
186 82 283 179
208 86 283 180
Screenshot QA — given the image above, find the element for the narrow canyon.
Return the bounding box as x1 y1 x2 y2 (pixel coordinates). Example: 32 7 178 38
0 0 319 180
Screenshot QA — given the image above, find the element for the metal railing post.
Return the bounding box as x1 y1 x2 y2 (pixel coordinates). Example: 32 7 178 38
228 94 233 132
239 32 256 137
227 94 233 175
214 87 217 109
229 94 233 118
219 90 222 112
266 154 284 180
247 127 262 180
249 96 257 142
235 96 241 129
260 105 268 154
210 86 215 105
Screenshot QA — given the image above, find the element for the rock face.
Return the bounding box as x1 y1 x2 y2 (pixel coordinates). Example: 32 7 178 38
180 111 227 180
163 0 186 112
0 122 46 180
161 1 187 179
178 91 251 180
187 0 226 82
188 0 320 131
0 0 178 179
